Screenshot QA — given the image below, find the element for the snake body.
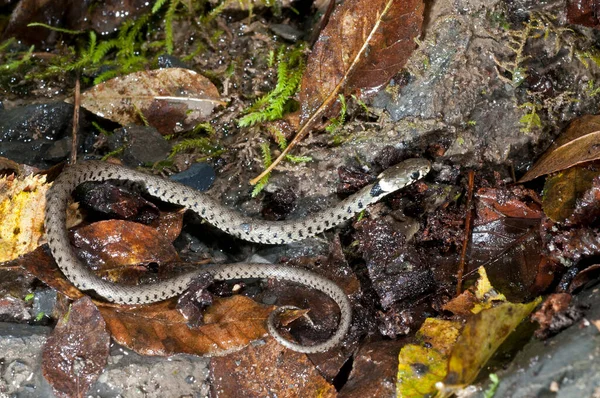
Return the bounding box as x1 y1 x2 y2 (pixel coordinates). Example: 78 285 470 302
44 158 430 353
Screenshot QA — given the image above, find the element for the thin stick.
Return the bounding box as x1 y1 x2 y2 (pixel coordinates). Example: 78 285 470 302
70 77 81 165
456 170 475 296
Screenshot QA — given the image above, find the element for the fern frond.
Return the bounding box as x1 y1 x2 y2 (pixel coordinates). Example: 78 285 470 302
252 143 272 197
164 0 180 55
152 0 170 13
238 45 305 127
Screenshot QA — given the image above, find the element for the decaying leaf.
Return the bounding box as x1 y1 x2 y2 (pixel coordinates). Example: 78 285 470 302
542 166 600 223
530 293 581 339
250 0 425 183
442 298 541 392
397 268 541 397
0 174 48 263
99 295 275 356
80 68 225 135
42 297 110 398
520 114 600 182
469 218 544 301
210 338 337 397
396 318 462 397
339 341 405 398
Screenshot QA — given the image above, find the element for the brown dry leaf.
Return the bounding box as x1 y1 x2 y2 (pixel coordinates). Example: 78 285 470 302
210 338 336 398
80 68 225 135
542 166 600 223
0 174 48 263
339 341 404 398
250 0 425 184
520 114 600 182
470 216 546 301
42 297 110 398
475 187 543 224
70 220 179 280
99 295 275 356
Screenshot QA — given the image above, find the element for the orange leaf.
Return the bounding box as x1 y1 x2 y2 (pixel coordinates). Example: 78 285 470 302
99 295 275 356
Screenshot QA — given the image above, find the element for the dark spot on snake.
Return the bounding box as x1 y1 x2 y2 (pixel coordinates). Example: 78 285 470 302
201 209 206 215
325 220 330 227
287 232 292 239
108 172 114 178
154 294 158 299
298 230 304 238
358 201 364 209
307 226 312 234
171 289 176 294
57 256 62 262
347 206 352 213
370 182 384 197
337 215 341 220
136 297 141 303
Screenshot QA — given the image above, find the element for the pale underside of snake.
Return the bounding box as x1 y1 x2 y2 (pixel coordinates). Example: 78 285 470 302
44 158 431 353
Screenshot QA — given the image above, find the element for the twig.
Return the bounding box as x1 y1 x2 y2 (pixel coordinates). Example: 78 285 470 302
70 77 81 165
456 170 475 295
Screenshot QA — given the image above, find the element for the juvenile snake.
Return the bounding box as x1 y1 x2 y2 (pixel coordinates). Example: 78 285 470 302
44 158 430 353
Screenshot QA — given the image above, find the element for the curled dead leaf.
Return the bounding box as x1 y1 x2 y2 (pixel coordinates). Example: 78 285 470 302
520 115 600 182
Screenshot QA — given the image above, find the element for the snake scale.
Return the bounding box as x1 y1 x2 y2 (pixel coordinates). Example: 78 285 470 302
44 158 430 353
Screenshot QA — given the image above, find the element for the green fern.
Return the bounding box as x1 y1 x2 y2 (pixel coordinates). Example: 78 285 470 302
238 45 305 127
252 143 272 197
152 0 170 13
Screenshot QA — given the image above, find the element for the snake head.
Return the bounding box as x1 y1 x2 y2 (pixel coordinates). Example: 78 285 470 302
371 158 431 196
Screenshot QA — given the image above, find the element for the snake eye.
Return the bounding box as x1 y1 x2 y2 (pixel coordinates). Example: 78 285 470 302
411 171 421 180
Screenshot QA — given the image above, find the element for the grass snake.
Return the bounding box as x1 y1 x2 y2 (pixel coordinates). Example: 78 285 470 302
44 158 431 353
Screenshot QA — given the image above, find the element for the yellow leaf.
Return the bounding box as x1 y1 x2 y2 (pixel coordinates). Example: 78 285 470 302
396 319 462 397
0 174 48 262
441 298 541 393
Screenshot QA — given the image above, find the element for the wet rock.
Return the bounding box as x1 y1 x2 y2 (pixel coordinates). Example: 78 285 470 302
170 162 216 192
107 125 172 167
0 102 73 142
